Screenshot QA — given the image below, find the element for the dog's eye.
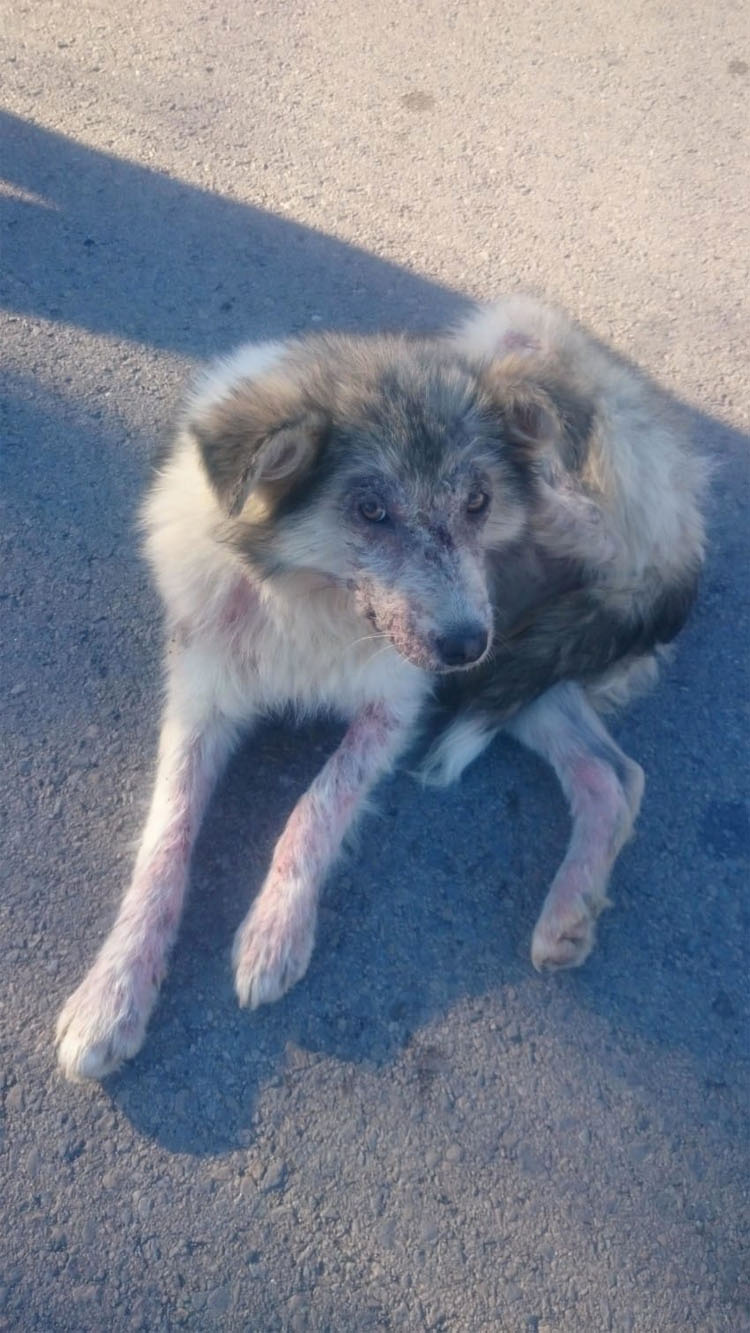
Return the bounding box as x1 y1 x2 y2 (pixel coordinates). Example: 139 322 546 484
359 498 388 523
466 488 490 515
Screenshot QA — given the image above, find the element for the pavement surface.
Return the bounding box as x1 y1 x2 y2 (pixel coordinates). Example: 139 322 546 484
1 1 749 1329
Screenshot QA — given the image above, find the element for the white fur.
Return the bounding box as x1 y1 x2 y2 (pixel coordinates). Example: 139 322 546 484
143 434 428 726
187 340 288 418
58 340 430 1079
56 298 704 1080
420 714 498 787
452 295 708 584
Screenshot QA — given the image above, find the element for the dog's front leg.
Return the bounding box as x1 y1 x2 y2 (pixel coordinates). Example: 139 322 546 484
507 682 644 971
233 701 413 1008
56 690 238 1081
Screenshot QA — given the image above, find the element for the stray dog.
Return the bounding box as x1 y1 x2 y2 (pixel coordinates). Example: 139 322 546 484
56 295 706 1080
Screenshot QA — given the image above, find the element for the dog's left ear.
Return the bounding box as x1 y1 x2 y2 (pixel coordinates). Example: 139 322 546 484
480 362 594 477
191 395 328 517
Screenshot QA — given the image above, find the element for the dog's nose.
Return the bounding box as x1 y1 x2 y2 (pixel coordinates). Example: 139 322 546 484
435 625 489 667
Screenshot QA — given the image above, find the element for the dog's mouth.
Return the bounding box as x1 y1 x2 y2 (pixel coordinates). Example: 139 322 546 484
360 599 491 675
394 635 491 675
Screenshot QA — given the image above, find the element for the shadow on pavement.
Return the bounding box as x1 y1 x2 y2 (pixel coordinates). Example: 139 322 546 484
0 109 465 354
2 112 748 1156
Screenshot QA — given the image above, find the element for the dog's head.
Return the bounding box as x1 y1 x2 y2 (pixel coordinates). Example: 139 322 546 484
189 335 592 674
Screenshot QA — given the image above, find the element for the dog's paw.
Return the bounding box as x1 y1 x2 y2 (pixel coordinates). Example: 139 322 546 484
233 886 316 1009
56 959 156 1081
530 880 610 972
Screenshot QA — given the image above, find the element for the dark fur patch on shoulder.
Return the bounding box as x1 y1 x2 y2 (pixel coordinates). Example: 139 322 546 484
645 566 701 646
441 563 701 721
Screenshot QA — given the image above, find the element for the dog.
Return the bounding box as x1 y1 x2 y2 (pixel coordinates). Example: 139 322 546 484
56 295 706 1080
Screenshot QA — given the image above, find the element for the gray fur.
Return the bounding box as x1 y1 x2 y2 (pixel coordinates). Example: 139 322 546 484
56 296 708 1079
191 317 703 705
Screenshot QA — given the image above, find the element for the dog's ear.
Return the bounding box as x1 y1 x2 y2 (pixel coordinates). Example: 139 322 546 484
191 393 328 517
480 361 594 477
480 360 618 566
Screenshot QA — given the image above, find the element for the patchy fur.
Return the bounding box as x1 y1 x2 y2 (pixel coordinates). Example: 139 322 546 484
56 295 706 1080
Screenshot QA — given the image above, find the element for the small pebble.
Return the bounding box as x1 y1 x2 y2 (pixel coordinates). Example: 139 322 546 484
259 1159 287 1193
6 1085 24 1113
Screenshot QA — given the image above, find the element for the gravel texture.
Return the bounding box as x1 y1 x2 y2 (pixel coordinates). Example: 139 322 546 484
1 1 749 1329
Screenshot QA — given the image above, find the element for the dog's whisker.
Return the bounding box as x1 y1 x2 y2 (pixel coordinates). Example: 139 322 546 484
367 642 395 663
344 632 391 651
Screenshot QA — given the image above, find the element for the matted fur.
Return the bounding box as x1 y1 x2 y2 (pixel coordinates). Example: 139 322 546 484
56 296 706 1080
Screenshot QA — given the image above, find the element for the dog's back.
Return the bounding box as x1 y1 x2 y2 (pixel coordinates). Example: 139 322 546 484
452 295 706 582
427 297 706 758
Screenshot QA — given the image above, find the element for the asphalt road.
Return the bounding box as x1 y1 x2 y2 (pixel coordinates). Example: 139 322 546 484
1 1 749 1329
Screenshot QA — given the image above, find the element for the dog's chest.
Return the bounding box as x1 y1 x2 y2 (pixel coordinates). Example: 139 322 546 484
210 571 424 720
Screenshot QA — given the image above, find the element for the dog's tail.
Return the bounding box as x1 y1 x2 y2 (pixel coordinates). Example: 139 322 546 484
418 710 500 787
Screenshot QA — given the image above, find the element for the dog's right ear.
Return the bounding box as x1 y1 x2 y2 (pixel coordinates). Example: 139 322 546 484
190 393 328 517
480 361 594 477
